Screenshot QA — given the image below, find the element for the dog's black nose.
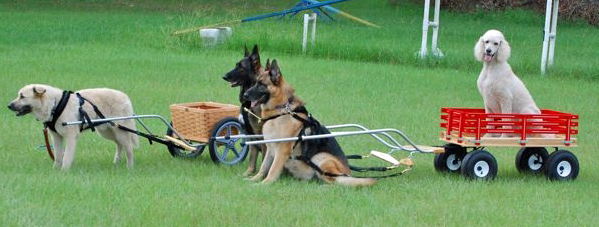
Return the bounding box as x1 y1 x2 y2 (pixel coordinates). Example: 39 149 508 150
7 103 14 111
242 92 249 100
486 49 492 54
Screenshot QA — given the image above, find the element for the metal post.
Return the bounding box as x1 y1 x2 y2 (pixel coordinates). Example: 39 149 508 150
548 0 559 67
430 0 443 57
302 13 317 53
541 0 555 75
303 14 309 52
419 0 430 59
311 13 317 47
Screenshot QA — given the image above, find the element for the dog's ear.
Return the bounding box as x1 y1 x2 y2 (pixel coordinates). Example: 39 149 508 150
244 45 250 57
496 39 511 63
265 59 271 70
250 45 261 68
32 86 46 97
474 37 484 62
269 59 281 85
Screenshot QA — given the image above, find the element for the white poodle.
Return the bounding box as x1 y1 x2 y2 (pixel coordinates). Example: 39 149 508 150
474 30 542 136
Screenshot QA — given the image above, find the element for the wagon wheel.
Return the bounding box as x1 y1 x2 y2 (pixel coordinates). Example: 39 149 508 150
208 117 248 165
461 149 498 180
515 147 548 174
166 122 205 159
434 143 467 173
544 150 579 181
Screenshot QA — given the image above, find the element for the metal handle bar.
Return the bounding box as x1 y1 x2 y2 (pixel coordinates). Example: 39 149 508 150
217 126 431 154
61 114 191 146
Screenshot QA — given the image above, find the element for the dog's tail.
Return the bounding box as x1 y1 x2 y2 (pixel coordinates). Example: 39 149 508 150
334 176 376 187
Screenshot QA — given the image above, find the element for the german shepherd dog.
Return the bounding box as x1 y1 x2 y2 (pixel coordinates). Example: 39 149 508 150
223 45 266 176
243 59 376 186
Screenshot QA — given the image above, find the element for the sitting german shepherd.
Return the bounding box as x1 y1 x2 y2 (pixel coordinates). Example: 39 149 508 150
223 45 266 176
243 59 376 186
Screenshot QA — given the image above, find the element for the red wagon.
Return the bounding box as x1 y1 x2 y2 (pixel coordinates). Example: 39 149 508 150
436 107 579 180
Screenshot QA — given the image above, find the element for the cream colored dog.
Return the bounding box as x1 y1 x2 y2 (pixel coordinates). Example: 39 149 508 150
474 30 542 136
8 84 139 170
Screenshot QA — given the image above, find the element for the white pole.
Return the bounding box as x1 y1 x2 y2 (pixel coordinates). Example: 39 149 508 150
430 0 443 57
311 13 317 48
548 0 559 66
302 13 317 53
541 0 553 75
303 14 309 53
420 0 431 59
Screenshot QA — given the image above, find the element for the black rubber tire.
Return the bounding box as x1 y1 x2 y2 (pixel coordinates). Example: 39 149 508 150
208 117 248 165
461 150 498 180
515 147 549 174
434 144 467 173
544 150 579 181
166 122 204 158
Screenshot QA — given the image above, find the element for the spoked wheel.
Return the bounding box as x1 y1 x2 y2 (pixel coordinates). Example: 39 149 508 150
544 150 579 181
461 150 498 180
166 122 205 158
515 147 548 174
208 117 248 165
434 144 467 173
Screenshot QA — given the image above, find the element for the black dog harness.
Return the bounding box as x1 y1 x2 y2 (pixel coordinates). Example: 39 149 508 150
262 100 409 180
75 93 111 132
44 90 73 132
262 101 349 178
44 90 110 133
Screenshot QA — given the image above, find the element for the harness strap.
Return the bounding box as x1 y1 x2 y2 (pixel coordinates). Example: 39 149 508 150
44 90 73 132
76 93 111 132
240 103 255 135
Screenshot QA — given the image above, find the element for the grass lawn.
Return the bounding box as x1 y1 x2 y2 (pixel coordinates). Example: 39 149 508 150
1 0 598 226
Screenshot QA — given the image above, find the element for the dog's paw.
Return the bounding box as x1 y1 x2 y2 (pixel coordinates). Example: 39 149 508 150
259 179 275 185
247 175 263 182
242 169 255 177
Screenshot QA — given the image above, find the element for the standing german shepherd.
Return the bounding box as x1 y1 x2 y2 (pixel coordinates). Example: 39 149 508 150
243 59 376 186
223 45 266 176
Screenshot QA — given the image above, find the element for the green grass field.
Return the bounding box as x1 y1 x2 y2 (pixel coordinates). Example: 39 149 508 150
1 0 599 226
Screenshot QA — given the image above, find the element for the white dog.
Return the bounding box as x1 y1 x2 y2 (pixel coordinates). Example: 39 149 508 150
474 30 542 136
8 84 139 170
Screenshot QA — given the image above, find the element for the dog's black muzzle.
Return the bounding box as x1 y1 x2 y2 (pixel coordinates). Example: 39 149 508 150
223 70 244 87
7 103 15 111
8 103 31 116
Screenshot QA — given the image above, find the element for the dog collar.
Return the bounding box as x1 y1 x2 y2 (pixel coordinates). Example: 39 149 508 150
44 90 73 132
261 105 309 124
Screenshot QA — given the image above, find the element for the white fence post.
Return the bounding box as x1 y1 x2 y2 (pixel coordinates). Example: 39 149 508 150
420 0 443 59
303 13 317 53
419 0 430 59
541 0 559 75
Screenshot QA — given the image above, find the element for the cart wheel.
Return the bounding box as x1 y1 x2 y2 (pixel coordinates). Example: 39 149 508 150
166 122 205 159
208 117 248 165
434 144 467 173
544 150 579 181
515 147 548 174
461 150 497 180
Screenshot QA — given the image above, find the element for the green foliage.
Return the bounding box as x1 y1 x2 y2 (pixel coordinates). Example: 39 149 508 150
1 0 599 226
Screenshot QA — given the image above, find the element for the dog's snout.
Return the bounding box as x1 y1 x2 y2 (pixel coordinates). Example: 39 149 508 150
242 92 249 100
485 49 492 54
7 103 15 111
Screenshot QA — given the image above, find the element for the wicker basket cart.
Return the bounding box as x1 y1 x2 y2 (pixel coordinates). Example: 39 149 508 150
166 102 248 164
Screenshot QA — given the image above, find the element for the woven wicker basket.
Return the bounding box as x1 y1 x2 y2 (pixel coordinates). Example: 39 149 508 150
170 102 239 142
